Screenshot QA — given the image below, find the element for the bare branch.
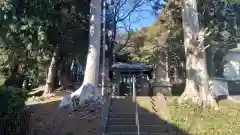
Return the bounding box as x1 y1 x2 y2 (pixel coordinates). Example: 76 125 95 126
115 17 133 52
116 0 146 22
115 0 128 16
201 44 210 52
106 0 151 50
205 30 212 37
196 39 204 49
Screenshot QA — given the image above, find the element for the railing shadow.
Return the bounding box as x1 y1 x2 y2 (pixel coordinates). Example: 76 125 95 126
97 94 192 135
26 95 192 135
172 82 185 96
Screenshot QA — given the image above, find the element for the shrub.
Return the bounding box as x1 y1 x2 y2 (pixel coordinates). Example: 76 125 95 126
0 86 28 117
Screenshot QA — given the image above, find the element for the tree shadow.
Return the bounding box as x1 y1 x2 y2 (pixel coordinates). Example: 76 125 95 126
172 82 185 96
26 98 100 135
26 94 191 135
97 95 191 135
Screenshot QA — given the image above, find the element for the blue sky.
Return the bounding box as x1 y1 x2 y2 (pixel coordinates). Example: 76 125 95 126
117 0 165 32
130 3 157 30
117 2 158 32
131 10 156 30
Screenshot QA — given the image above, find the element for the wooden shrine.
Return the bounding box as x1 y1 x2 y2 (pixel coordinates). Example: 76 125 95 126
109 61 154 96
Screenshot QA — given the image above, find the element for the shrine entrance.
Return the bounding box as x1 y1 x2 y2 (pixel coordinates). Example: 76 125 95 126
109 62 154 96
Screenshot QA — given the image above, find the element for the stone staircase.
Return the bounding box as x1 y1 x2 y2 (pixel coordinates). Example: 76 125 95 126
103 96 173 135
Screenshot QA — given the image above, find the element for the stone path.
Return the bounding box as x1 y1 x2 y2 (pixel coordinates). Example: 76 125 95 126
103 96 174 135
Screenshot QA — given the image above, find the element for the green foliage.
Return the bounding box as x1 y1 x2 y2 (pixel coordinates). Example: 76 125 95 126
65 132 74 135
226 0 240 4
0 86 28 117
123 0 184 66
0 0 90 86
123 0 240 81
0 0 59 84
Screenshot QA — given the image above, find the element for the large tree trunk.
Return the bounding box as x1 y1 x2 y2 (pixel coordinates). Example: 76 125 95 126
82 0 101 87
9 53 19 77
107 21 116 67
58 55 72 89
60 0 102 109
44 46 59 95
179 0 216 107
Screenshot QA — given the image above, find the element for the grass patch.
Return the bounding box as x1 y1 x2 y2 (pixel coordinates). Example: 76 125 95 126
168 97 240 135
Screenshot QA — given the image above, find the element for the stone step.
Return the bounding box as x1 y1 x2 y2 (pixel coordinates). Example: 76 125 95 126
111 99 160 106
105 125 169 133
107 117 167 125
111 97 162 109
109 106 162 113
112 96 159 102
104 133 169 135
111 100 157 105
108 112 164 118
110 102 162 109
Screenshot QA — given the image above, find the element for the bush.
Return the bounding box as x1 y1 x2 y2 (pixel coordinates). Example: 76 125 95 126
0 86 28 118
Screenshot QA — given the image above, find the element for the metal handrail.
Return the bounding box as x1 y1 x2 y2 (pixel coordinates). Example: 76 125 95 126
136 104 140 135
96 94 111 135
132 75 140 135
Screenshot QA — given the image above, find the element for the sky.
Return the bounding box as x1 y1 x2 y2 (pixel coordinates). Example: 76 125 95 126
131 10 156 30
117 1 158 33
130 2 157 30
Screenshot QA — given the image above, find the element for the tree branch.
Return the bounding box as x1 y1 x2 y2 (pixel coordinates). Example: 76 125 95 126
116 0 146 22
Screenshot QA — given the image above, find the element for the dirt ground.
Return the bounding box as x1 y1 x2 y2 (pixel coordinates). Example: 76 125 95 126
26 91 100 135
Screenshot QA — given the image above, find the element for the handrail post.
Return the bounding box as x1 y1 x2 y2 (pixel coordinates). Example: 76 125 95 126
132 75 140 135
132 75 136 103
101 0 106 97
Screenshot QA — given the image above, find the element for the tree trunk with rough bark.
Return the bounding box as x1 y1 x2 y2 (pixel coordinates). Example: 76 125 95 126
82 0 101 87
179 0 216 107
44 46 59 95
59 0 102 110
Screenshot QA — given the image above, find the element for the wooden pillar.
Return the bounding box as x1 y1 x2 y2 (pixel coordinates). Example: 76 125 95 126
140 72 144 96
116 72 120 96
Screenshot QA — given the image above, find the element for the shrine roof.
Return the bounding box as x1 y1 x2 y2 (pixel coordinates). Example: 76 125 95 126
229 47 240 53
110 62 154 72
